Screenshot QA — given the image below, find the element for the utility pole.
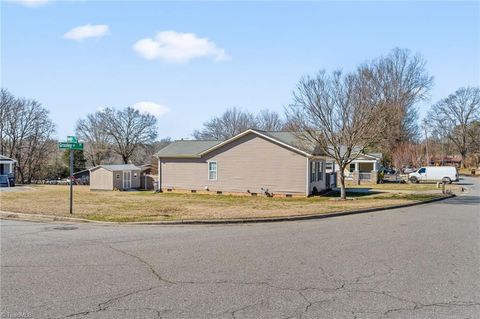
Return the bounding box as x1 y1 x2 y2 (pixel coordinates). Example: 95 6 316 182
423 119 430 166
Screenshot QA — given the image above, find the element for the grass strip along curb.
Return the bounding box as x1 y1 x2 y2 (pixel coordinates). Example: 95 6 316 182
0 194 455 225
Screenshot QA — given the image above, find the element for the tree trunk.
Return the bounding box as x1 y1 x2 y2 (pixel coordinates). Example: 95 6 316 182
460 151 467 169
122 155 128 164
339 170 346 200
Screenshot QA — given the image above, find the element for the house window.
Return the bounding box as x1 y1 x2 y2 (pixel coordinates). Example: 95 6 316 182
310 161 316 183
325 162 333 171
116 174 120 179
349 163 356 172
317 161 323 181
208 161 217 180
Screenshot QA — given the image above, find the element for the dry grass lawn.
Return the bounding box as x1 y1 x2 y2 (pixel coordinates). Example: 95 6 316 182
0 185 445 222
348 182 461 191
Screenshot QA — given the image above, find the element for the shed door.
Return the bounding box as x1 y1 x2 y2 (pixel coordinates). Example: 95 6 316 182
123 171 131 189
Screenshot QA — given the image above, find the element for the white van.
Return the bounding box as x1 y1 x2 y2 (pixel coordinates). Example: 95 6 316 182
408 166 459 184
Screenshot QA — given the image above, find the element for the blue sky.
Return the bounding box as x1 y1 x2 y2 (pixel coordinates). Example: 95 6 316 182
2 1 479 140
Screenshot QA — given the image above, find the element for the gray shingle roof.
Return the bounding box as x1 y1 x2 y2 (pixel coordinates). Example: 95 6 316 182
260 131 316 153
91 164 141 171
155 140 222 158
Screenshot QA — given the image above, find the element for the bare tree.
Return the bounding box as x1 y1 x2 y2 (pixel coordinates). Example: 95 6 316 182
255 109 285 131
361 48 433 153
75 112 112 167
0 89 55 183
466 120 480 167
0 89 17 155
391 142 423 170
99 107 158 164
193 107 256 140
429 87 480 168
286 70 386 199
130 137 171 165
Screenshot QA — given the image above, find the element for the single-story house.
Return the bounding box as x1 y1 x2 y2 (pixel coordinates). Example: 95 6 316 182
0 155 16 187
155 129 328 197
325 150 382 184
89 164 141 191
430 155 462 167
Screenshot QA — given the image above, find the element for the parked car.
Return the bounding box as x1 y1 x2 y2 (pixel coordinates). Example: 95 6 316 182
402 166 415 174
380 167 396 175
408 166 459 184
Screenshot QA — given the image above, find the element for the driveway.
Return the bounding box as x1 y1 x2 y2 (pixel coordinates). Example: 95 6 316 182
1 177 479 318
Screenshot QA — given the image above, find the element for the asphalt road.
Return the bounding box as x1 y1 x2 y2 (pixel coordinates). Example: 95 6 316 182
1 177 479 319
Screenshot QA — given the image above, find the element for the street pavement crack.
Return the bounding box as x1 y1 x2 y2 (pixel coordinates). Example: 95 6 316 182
107 245 176 285
62 286 160 318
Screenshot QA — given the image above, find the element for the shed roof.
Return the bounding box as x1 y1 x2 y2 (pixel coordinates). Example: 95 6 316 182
90 164 141 172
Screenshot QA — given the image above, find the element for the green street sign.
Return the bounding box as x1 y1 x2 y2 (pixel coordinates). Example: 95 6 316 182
59 142 84 150
67 136 78 143
71 142 84 150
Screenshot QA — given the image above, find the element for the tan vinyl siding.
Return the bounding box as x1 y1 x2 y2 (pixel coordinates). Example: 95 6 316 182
90 167 114 190
160 133 308 195
90 168 141 191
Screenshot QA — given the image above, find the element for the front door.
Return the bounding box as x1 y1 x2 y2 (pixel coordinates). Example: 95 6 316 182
123 171 131 189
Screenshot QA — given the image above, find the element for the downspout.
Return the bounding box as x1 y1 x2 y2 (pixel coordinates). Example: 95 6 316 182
305 157 310 197
157 157 161 192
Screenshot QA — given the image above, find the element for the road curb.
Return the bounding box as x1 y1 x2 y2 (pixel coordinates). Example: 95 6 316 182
0 194 455 225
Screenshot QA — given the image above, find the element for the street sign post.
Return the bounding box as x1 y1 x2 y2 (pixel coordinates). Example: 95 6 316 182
58 137 84 214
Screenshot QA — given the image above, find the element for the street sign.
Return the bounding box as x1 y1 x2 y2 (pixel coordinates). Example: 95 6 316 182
59 142 84 150
58 136 83 214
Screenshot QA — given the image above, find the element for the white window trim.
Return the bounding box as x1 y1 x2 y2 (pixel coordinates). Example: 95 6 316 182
208 161 217 181
317 161 323 181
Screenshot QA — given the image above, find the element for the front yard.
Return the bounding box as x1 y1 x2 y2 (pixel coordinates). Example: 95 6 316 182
0 185 449 222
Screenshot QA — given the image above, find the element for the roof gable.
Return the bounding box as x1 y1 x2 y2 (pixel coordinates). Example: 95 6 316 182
90 164 141 172
198 129 313 157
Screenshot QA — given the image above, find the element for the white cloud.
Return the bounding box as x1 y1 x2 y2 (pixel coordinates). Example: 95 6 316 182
132 30 230 63
8 0 52 7
133 102 170 118
64 24 109 41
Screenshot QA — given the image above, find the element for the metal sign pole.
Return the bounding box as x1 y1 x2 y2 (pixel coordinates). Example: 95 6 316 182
59 136 83 214
70 148 73 214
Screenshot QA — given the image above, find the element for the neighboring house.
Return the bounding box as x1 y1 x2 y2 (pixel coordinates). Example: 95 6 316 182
140 164 157 190
73 169 90 185
89 164 141 191
0 155 16 187
430 156 462 167
325 150 382 184
155 129 328 197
